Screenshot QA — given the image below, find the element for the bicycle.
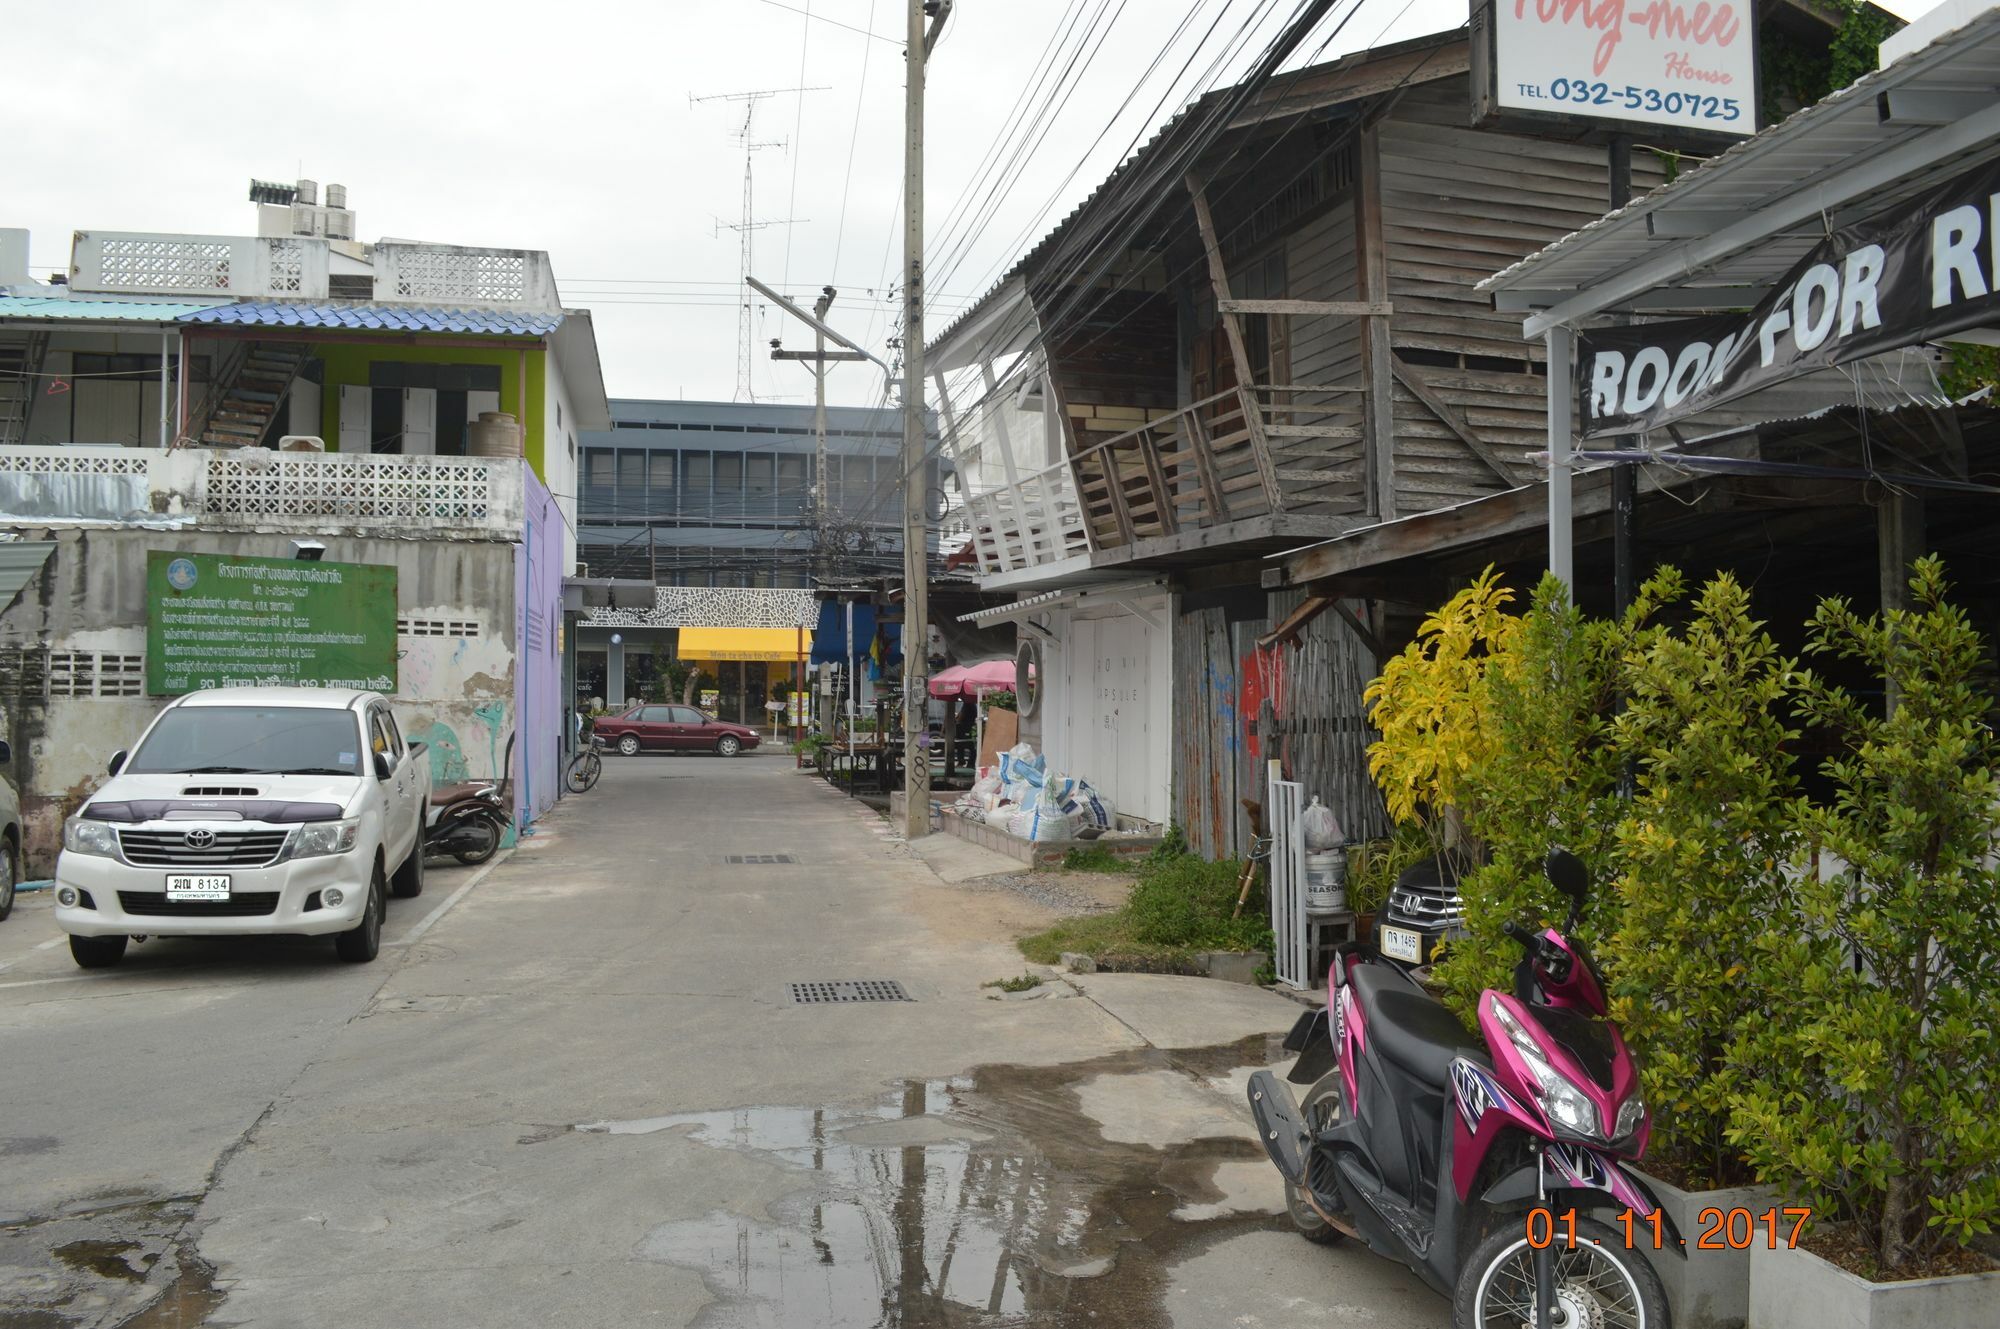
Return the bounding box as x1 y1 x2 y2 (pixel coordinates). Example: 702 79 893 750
566 737 604 793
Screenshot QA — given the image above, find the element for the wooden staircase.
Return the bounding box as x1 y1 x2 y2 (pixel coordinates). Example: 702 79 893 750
0 331 50 445
193 342 310 447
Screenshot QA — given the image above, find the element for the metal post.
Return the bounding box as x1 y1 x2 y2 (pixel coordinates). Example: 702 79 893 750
158 329 171 448
1545 326 1574 591
901 0 932 839
1608 137 1636 616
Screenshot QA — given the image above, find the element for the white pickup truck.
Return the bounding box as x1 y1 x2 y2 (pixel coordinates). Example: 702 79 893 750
54 687 433 968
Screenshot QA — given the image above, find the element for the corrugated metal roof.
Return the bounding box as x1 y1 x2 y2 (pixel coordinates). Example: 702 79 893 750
0 541 55 615
0 295 230 322
1481 8 2000 303
180 303 563 336
927 29 1466 362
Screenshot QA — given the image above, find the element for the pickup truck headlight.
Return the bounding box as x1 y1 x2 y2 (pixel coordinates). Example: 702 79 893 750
64 818 119 858
287 819 360 859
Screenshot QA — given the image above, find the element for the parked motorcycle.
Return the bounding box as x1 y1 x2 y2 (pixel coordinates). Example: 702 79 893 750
1248 848 1677 1329
425 779 509 865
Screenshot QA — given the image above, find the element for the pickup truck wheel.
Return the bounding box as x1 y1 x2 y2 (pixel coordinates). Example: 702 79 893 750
335 870 384 963
0 838 15 921
617 734 641 757
715 735 743 758
391 836 425 899
69 933 127 969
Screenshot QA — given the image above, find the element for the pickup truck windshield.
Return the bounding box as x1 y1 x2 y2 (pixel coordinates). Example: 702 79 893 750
128 707 366 776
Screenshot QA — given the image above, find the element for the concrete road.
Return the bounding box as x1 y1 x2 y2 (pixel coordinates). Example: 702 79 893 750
0 751 1449 1329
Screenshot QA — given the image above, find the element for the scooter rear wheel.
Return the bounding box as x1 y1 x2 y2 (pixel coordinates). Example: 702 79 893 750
1455 1214 1668 1329
1284 1074 1348 1245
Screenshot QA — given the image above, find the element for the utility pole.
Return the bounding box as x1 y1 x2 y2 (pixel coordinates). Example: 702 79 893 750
902 0 950 840
759 279 872 579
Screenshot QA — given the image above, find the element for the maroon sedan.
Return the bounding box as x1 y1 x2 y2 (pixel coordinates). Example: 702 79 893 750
593 704 761 758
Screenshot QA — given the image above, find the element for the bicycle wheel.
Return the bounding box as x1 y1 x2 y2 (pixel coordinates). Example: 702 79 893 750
566 751 602 793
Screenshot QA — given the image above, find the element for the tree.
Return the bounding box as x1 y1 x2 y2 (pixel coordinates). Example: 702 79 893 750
1436 570 1679 1019
1729 557 2000 1272
1363 567 1517 874
1608 572 1800 1186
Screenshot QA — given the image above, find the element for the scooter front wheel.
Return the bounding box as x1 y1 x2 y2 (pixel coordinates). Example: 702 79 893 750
1454 1214 1668 1329
1284 1074 1347 1245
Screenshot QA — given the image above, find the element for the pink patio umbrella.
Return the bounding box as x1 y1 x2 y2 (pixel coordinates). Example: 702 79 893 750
928 658 1021 768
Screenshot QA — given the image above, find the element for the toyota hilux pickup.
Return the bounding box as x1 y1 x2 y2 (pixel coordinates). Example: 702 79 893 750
55 687 432 968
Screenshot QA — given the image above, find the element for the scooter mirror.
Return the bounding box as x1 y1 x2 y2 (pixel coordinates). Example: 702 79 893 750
1544 847 1588 910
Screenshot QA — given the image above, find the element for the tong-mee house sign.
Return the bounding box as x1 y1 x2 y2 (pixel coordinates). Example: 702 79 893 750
1482 0 1759 136
1577 156 2000 437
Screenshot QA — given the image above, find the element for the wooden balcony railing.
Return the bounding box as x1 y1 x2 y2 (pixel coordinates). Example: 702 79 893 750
962 382 1367 577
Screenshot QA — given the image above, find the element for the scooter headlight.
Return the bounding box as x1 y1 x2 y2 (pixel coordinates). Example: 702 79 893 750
1491 998 1600 1140
1611 1092 1646 1142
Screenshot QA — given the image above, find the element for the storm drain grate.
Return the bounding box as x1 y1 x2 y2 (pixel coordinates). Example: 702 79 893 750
788 979 914 1004
726 854 799 864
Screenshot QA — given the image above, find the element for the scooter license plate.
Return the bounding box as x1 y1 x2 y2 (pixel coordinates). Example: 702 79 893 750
1380 925 1422 963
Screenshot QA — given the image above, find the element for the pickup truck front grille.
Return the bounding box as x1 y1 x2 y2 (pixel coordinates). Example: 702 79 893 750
117 891 281 917
117 829 290 868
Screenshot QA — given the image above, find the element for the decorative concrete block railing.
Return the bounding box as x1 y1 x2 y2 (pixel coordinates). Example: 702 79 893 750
0 445 524 537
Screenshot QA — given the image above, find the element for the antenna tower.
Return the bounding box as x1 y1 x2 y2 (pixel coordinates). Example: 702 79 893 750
692 85 826 401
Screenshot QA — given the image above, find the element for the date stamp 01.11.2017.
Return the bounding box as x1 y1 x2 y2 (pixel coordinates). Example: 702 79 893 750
1526 1206 1812 1251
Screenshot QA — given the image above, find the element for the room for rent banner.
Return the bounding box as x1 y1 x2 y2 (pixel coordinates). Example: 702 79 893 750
1577 155 2000 438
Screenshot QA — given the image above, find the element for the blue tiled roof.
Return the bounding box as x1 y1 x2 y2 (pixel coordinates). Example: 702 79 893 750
180 303 564 336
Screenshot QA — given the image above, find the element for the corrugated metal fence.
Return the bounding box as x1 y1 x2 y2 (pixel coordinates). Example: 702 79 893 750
1173 589 1390 861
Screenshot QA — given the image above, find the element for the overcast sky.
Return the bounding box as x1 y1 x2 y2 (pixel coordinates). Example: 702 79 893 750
7 0 1941 408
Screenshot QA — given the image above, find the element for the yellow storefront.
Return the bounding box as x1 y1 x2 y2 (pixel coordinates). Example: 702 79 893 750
676 627 812 728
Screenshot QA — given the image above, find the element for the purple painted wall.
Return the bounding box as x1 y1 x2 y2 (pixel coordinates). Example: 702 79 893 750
515 463 564 828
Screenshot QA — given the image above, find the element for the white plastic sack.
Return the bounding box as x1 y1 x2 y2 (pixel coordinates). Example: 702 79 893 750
1062 779 1116 830
963 772 1003 811
1009 771 1076 841
1301 795 1345 851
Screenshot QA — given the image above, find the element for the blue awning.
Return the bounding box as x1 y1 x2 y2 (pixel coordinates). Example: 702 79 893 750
809 600 876 665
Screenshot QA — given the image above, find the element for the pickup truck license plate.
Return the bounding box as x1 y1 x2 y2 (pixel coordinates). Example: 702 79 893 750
1380 925 1422 963
166 874 231 901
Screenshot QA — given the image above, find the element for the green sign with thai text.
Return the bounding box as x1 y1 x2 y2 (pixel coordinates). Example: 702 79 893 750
147 551 398 695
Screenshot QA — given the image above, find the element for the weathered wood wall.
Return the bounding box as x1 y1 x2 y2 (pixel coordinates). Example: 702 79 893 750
1377 78 1640 514
1173 590 1391 861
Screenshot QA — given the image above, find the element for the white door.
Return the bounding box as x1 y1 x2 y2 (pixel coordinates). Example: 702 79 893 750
401 387 436 456
466 389 499 424
338 384 370 453
288 378 321 441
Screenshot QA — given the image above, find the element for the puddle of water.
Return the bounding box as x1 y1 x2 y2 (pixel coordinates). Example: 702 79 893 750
581 1034 1289 1328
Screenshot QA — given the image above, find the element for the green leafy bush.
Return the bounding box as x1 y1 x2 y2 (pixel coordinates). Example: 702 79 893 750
1436 571 1677 1021
1608 572 1800 1187
1729 557 2000 1272
1346 821 1430 917
1017 850 1269 966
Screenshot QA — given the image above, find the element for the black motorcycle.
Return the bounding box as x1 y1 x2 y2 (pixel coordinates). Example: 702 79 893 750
424 779 509 865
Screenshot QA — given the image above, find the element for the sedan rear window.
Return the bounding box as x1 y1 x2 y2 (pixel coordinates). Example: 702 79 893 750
128 707 366 776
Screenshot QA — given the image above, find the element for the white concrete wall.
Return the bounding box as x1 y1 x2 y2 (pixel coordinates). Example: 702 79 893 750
543 355 579 573
0 529 520 873
1035 594 1172 826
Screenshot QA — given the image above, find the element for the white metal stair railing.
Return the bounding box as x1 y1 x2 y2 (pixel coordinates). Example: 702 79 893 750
1268 766 1310 990
0 331 51 445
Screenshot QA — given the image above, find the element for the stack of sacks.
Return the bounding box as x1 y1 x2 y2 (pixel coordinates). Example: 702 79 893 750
1008 769 1076 841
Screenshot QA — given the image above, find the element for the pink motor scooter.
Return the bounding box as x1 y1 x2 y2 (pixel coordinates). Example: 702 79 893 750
1249 848 1679 1329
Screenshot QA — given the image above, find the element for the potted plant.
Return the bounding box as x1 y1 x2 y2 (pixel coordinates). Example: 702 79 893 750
1731 558 2000 1326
